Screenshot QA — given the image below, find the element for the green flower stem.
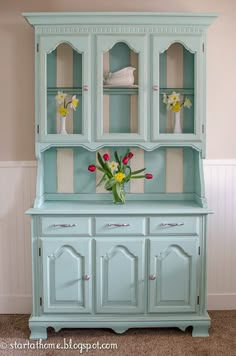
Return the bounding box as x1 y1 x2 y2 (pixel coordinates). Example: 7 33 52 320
112 183 125 204
105 162 113 177
130 175 146 179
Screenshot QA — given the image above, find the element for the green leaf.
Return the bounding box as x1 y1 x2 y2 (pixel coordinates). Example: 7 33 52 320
114 151 121 165
96 174 107 187
105 177 117 190
131 168 146 175
124 165 132 182
97 152 112 177
104 162 113 178
97 152 106 169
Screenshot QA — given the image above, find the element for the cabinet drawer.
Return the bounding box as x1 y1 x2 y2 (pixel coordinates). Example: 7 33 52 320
40 217 92 236
149 216 199 235
95 217 146 236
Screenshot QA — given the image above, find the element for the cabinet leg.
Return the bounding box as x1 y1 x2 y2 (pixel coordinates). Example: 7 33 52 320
29 326 48 340
192 325 209 337
112 327 128 334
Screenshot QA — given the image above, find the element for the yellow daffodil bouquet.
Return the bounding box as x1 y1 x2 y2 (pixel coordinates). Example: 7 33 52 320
88 150 153 204
163 91 192 112
55 91 79 117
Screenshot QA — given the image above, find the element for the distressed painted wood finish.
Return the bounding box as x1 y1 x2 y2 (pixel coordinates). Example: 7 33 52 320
41 238 92 313
23 12 216 152
1 160 236 315
95 239 145 313
149 238 199 313
23 12 217 340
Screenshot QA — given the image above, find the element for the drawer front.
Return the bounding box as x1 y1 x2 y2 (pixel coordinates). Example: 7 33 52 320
149 216 199 235
40 216 92 236
95 217 146 236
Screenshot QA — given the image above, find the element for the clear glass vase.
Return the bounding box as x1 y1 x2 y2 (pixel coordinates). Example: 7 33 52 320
112 183 126 204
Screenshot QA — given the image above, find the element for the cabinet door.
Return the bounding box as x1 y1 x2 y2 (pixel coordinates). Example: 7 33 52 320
96 238 145 313
151 35 203 143
41 238 92 313
148 237 199 313
96 35 147 142
39 36 91 142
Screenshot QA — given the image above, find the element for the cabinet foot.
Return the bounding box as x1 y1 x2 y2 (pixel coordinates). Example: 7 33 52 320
178 326 187 332
112 327 128 334
29 326 48 340
192 325 209 337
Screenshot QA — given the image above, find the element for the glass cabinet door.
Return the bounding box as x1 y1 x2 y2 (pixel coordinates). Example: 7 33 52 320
96 36 147 142
152 36 202 142
39 36 91 142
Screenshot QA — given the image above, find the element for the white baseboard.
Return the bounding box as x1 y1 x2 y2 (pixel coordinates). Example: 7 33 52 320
207 294 236 310
0 296 32 314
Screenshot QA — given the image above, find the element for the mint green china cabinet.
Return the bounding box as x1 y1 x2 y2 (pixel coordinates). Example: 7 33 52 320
24 12 217 340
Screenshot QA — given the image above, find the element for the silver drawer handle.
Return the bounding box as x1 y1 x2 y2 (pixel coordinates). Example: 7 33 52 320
106 223 130 227
53 224 78 228
160 223 184 227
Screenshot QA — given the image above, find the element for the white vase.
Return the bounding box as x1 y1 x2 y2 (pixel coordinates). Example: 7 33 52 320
173 111 182 134
59 116 68 135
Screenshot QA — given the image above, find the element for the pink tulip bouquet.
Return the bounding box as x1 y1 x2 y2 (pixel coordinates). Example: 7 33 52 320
88 150 153 204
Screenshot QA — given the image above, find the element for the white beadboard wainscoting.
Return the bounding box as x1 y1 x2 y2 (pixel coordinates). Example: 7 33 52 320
0 161 37 313
204 160 236 310
0 160 235 313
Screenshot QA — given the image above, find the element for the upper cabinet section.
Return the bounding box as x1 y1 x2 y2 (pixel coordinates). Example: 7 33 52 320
23 12 217 152
39 36 91 144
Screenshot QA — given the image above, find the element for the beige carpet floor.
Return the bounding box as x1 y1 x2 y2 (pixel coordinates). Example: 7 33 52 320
0 311 235 355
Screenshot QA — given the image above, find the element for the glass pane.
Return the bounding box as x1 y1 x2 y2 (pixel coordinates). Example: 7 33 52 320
47 43 83 135
103 42 139 134
159 43 195 134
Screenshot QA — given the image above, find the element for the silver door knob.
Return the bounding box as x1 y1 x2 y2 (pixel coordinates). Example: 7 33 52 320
83 85 89 91
149 274 156 280
153 85 159 91
83 275 91 281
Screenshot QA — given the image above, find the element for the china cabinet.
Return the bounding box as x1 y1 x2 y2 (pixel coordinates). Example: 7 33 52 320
24 12 217 340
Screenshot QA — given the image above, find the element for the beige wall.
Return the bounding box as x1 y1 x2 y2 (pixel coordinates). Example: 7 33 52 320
0 0 235 160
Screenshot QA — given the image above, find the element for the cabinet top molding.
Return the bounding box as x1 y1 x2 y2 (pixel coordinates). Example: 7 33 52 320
23 12 218 28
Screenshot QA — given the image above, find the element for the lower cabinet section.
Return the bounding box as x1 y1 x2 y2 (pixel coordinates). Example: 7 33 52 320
29 214 210 340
